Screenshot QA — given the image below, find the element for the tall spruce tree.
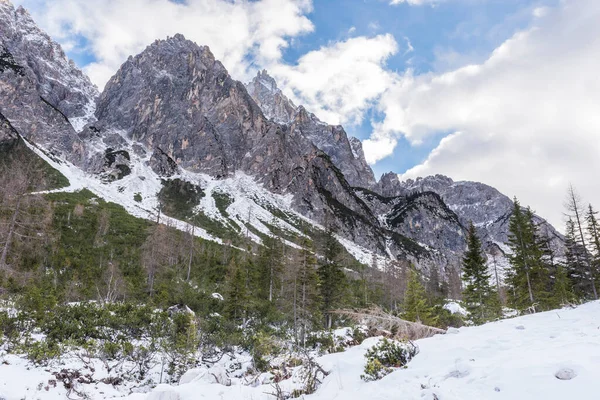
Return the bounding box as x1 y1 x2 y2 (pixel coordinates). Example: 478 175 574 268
461 222 500 324
506 199 551 312
256 235 284 306
317 227 347 329
552 265 575 306
585 204 600 280
294 236 321 347
564 185 597 299
564 217 592 299
224 259 247 322
403 268 436 326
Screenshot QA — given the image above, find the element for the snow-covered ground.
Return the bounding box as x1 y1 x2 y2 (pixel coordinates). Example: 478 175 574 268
2 301 600 399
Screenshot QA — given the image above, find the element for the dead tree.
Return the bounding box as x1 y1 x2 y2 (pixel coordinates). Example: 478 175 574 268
333 306 446 341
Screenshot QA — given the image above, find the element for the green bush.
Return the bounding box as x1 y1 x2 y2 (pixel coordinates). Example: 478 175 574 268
23 340 62 365
361 338 418 381
249 331 282 372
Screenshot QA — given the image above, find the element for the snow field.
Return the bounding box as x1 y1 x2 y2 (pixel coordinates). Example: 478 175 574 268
128 301 600 400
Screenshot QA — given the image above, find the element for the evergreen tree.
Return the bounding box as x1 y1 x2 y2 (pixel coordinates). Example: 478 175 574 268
564 185 597 299
255 235 284 307
461 222 500 324
317 227 347 329
585 204 600 280
506 199 551 312
295 237 321 346
564 217 592 299
224 259 247 322
552 265 575 306
403 268 436 326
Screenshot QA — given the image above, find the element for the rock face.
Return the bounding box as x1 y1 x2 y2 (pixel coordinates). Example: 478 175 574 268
0 1 565 276
0 1 98 128
377 174 564 255
245 70 297 125
246 70 376 189
0 112 19 144
0 1 97 164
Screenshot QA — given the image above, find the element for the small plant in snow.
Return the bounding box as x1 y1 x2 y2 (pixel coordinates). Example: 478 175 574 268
361 338 418 382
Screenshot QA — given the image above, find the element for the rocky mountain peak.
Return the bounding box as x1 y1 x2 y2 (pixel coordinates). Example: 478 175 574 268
0 0 92 163
245 71 376 189
95 34 237 152
1 0 98 132
348 137 365 160
245 69 297 124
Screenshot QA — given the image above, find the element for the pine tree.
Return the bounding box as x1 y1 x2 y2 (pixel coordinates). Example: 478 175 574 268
552 265 575 306
461 222 500 324
506 199 551 312
256 235 284 306
564 217 591 299
295 237 321 347
403 268 436 326
317 226 347 329
585 204 600 281
564 185 597 299
224 259 247 322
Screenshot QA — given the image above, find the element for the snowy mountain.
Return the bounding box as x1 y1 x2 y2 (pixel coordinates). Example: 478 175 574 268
0 0 564 278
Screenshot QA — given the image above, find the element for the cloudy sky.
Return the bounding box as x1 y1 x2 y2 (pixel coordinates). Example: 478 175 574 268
13 0 600 229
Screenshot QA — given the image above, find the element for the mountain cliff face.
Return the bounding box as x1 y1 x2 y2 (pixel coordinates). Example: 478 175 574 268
245 70 376 189
92 35 376 232
0 1 565 279
245 70 297 125
377 174 564 256
0 1 97 164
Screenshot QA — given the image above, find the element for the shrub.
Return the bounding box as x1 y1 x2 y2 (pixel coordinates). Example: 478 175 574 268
361 338 418 382
24 340 62 365
249 331 282 372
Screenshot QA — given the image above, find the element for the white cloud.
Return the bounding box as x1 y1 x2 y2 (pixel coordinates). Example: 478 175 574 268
14 0 314 90
389 0 440 5
366 0 600 228
403 37 414 55
269 34 398 126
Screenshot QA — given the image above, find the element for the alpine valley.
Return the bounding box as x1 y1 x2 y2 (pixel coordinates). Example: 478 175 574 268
4 1 596 399
0 1 564 278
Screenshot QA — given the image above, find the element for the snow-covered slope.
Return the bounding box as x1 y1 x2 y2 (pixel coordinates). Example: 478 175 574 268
136 302 600 400
3 302 600 399
22 133 384 263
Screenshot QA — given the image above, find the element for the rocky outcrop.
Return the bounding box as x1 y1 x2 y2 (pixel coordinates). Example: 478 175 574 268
0 1 98 128
245 70 297 124
378 174 564 256
0 112 18 143
246 71 376 189
0 1 96 164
